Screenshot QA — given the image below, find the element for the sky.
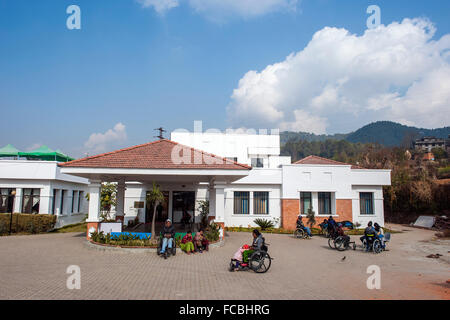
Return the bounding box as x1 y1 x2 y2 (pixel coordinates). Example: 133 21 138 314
1 0 450 157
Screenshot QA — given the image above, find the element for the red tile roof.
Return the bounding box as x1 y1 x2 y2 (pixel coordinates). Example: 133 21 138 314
293 155 362 169
59 139 251 170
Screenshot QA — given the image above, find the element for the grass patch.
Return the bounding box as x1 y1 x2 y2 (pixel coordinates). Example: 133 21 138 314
52 222 87 233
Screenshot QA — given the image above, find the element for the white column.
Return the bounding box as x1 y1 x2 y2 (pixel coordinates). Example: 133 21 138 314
214 183 225 223
39 185 51 214
13 188 22 213
209 187 216 218
116 181 126 221
168 190 173 222
87 181 102 222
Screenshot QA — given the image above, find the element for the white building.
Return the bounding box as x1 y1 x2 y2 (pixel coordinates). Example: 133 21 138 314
0 160 89 228
59 129 391 237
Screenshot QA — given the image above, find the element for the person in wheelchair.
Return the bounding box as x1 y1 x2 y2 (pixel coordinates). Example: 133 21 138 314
243 229 267 263
159 219 175 258
360 221 376 251
296 215 312 237
374 222 385 248
327 216 338 238
230 230 268 271
336 224 350 245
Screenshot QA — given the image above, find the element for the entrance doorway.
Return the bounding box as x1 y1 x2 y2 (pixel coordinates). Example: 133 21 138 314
172 191 195 224
145 191 169 223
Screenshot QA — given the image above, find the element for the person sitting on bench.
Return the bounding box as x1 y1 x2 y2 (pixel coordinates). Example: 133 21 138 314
194 229 209 252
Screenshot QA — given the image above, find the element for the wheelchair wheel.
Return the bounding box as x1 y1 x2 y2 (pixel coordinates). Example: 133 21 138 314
328 237 335 249
334 236 346 251
293 229 304 239
373 240 382 254
249 251 272 273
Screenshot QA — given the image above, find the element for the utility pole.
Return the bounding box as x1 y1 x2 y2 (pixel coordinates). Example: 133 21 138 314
154 127 166 140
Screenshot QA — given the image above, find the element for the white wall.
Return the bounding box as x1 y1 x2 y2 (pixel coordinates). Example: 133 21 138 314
170 131 290 168
282 164 354 199
0 161 89 227
224 184 281 228
0 160 89 184
351 185 385 227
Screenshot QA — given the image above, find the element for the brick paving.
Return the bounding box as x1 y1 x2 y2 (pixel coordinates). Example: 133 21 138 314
0 227 448 300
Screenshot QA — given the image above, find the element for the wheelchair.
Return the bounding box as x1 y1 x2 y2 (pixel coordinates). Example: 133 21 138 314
327 227 341 249
361 233 390 254
293 226 311 239
156 232 177 259
229 239 273 274
333 235 356 251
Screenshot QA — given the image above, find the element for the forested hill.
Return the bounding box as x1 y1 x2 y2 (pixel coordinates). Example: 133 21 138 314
281 121 450 147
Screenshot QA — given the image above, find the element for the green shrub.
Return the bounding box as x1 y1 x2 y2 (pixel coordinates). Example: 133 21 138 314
254 218 275 230
0 213 56 234
0 220 8 235
204 222 220 242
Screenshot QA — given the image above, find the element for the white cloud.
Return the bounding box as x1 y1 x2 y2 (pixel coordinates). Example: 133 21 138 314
137 0 179 14
227 18 450 133
84 123 128 154
138 0 298 20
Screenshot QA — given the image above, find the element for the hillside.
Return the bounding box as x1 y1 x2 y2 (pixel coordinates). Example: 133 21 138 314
280 121 450 147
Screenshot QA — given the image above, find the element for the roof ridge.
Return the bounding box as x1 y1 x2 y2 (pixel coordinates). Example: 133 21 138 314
59 139 251 170
60 140 165 166
294 154 354 166
163 139 251 169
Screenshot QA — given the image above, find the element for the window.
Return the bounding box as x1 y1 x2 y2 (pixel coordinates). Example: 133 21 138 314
360 192 374 215
0 188 15 213
72 190 76 213
60 190 66 215
300 192 312 215
253 192 269 214
225 157 238 163
251 158 264 168
234 191 249 214
52 189 57 215
78 191 83 212
318 192 331 215
22 189 40 214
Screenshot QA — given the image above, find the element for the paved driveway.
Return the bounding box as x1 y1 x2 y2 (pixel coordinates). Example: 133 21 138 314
0 226 448 300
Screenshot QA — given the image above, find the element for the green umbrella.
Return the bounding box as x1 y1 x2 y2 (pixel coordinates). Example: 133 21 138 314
19 145 74 162
0 144 20 157
55 149 75 162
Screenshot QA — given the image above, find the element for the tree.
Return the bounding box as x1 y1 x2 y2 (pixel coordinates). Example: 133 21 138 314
101 183 117 213
146 182 165 241
197 200 209 229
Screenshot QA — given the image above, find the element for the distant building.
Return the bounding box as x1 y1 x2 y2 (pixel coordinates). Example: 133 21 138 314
413 136 445 152
0 144 89 228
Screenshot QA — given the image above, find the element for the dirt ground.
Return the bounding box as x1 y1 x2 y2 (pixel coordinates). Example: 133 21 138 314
0 223 448 300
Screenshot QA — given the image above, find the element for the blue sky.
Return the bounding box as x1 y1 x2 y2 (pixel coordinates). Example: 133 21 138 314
1 0 450 157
